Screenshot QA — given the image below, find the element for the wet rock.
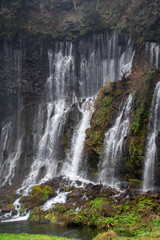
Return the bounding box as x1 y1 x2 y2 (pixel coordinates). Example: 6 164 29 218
149 192 160 199
100 186 118 197
0 192 18 207
69 188 83 198
75 180 82 186
12 209 18 216
1 204 15 214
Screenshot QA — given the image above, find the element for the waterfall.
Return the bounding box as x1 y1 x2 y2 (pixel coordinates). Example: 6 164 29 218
0 33 135 191
21 101 69 191
99 94 133 187
0 122 11 164
21 43 75 191
79 34 134 97
0 46 23 187
143 82 160 191
0 111 23 187
61 98 94 179
145 42 160 69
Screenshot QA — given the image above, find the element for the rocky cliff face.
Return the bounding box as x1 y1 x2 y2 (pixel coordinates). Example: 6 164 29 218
0 0 160 195
0 35 49 124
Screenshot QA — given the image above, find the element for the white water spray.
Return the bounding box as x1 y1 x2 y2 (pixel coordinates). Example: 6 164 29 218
145 42 160 69
61 98 94 179
143 82 160 191
99 94 133 187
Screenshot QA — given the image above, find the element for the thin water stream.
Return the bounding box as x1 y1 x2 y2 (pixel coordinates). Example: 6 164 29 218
99 94 133 187
143 82 160 191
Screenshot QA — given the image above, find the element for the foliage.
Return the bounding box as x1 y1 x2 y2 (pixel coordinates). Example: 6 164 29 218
45 211 58 223
19 204 25 215
1 0 160 41
54 204 68 214
58 194 160 238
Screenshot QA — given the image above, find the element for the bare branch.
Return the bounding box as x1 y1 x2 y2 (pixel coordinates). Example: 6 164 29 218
96 0 101 11
73 0 77 11
72 0 82 25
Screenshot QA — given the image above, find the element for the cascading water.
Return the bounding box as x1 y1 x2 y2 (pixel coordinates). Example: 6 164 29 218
145 42 160 69
21 44 75 192
79 34 134 97
99 94 133 187
61 97 94 179
143 82 160 191
0 47 23 187
0 33 135 193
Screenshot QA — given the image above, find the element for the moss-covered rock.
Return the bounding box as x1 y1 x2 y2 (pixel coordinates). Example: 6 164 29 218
1 204 15 214
65 186 74 192
0 192 18 207
20 185 54 210
126 65 160 178
84 80 130 169
28 207 49 224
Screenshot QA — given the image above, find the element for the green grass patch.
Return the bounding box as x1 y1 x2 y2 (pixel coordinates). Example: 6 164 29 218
0 233 74 240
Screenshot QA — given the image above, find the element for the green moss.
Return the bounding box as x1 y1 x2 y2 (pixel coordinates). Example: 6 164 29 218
45 212 58 223
28 207 46 223
20 185 54 210
84 81 127 164
127 66 159 178
65 186 74 192
129 179 142 186
85 93 114 157
1 204 15 211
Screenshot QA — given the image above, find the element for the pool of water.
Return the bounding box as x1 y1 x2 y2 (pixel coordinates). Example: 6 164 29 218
0 221 100 240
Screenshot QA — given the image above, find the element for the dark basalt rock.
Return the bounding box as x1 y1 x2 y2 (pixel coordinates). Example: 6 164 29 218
12 209 18 216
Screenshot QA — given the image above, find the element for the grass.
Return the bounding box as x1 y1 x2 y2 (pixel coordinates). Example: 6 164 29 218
112 231 160 239
0 233 74 240
94 229 160 240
